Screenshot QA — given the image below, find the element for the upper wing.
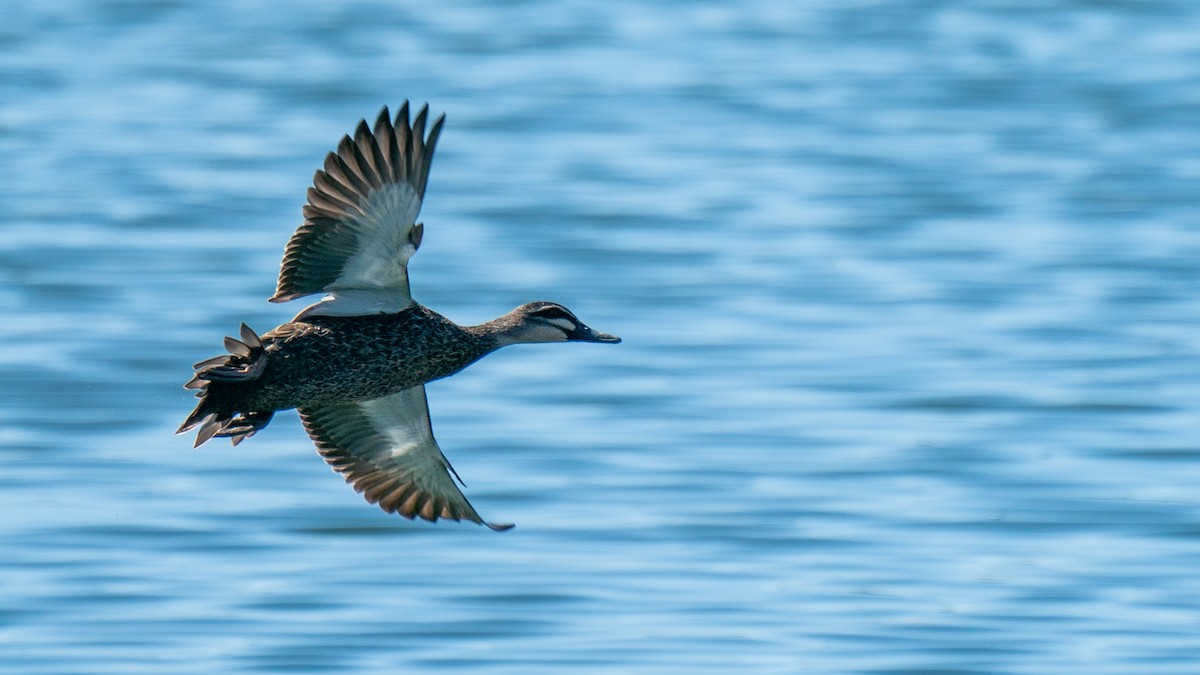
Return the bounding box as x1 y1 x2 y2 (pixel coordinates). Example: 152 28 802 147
298 386 513 531
271 102 445 310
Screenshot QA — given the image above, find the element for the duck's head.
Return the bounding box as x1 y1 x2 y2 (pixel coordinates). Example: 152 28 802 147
493 301 622 346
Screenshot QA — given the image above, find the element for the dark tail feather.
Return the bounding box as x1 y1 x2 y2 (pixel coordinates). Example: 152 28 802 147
192 413 222 447
178 402 215 435
178 324 272 447
239 323 262 349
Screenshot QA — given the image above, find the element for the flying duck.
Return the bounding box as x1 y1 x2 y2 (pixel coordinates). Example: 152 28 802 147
178 102 620 531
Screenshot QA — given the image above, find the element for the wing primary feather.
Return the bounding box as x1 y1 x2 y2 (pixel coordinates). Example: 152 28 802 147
312 168 363 209
416 114 446 198
410 104 429 181
380 483 418 513
333 137 373 196
303 191 350 221
399 490 424 518
419 497 439 521
320 153 367 208
362 117 391 187
364 477 403 504
373 106 398 184
309 172 362 213
355 470 396 494
394 101 411 183
351 120 383 189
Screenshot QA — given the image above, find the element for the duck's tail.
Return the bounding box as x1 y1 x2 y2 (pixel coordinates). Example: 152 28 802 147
178 323 274 447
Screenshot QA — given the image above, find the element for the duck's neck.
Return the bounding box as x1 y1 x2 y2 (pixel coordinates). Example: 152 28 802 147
464 318 516 349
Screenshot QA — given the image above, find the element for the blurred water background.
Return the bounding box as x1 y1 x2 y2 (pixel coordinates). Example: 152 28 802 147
3 1 1200 672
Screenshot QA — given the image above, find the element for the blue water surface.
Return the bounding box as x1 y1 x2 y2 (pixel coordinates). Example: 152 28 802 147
3 1 1200 673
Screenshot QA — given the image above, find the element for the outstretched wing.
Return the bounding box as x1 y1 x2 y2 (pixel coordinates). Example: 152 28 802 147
271 102 444 311
298 386 513 531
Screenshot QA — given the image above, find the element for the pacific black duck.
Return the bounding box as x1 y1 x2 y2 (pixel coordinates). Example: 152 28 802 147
179 103 620 530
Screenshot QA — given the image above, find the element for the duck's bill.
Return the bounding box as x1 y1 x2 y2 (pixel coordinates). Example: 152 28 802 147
569 324 622 344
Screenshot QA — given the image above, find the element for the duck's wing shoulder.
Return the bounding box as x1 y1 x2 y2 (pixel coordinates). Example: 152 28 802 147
271 102 445 308
298 385 512 531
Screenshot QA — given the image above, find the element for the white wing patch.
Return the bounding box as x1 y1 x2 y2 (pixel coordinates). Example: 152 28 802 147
358 387 438 460
331 181 421 293
292 288 416 319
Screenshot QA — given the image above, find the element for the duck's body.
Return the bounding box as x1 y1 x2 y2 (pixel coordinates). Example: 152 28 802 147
178 103 619 530
195 306 494 416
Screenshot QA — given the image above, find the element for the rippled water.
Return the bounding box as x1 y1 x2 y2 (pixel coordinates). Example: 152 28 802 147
4 1 1200 672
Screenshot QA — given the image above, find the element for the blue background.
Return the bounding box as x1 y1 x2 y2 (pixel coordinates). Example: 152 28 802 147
3 1 1200 672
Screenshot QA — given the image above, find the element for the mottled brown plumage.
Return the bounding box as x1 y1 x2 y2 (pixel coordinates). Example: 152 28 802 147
179 102 619 531
210 306 495 414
